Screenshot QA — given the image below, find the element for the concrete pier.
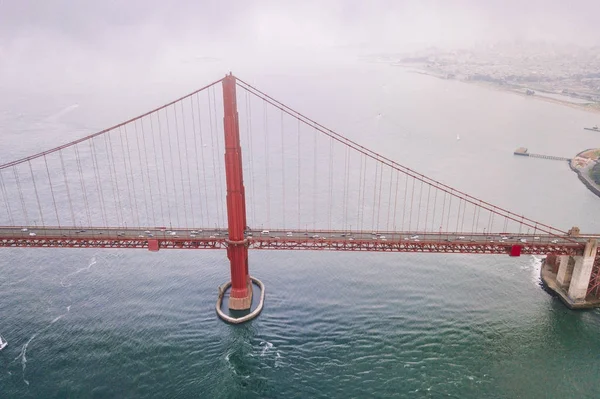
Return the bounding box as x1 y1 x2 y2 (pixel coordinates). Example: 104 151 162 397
513 147 570 161
568 239 598 302
556 255 573 286
541 239 600 309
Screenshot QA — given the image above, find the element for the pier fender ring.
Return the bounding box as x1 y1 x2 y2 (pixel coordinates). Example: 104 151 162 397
216 277 265 324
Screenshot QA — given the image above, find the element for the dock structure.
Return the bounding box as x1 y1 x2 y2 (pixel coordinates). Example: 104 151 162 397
513 147 570 162
514 147 528 156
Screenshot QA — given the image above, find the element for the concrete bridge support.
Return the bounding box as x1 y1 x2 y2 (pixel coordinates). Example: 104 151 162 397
556 255 573 287
541 239 600 309
567 239 598 302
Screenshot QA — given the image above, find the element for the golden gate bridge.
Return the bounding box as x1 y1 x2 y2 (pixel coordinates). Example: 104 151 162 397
0 74 598 322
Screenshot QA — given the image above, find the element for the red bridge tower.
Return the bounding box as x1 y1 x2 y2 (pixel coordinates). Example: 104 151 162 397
221 73 252 310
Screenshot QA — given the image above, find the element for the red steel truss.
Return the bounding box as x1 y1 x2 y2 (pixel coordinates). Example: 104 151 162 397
0 235 584 256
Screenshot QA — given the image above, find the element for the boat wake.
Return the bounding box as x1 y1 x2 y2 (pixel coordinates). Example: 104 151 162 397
13 314 65 386
60 256 98 287
46 104 79 121
12 253 103 385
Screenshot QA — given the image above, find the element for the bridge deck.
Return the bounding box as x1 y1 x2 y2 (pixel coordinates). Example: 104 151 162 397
0 227 586 256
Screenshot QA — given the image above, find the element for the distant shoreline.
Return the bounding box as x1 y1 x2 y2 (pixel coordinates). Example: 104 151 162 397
394 64 600 115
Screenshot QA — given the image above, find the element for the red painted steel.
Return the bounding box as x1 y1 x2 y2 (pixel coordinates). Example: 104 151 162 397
0 237 226 249
148 239 159 251
587 255 600 297
246 238 583 255
0 235 584 256
222 74 251 308
510 245 522 257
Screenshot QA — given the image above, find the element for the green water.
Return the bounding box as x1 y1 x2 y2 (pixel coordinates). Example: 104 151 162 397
1 60 600 398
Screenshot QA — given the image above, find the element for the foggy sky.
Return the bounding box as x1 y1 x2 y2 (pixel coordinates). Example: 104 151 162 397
1 0 600 93
2 0 600 51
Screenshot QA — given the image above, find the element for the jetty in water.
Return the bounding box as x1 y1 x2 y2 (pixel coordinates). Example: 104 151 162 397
513 147 571 161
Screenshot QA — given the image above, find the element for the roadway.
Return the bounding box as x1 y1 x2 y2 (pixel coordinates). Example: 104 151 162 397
0 226 584 244
0 226 589 255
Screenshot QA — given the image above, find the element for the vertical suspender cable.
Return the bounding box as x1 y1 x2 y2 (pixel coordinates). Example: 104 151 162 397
357 153 365 232
134 120 151 226
440 191 447 233
360 157 368 232
416 179 424 231
190 95 204 228
43 155 59 227
59 150 75 226
408 177 415 231
386 165 393 231
246 90 257 227
13 166 29 226
118 126 135 226
157 111 173 228
208 90 220 228
106 133 124 227
430 185 438 233
376 160 383 231
264 102 271 228
139 118 157 227
312 127 317 231
471 202 478 235
343 146 350 232
445 192 453 233
327 136 333 231
149 113 165 227
211 87 226 227
424 183 431 234
73 144 91 227
392 170 399 231
173 105 188 228
165 107 181 227
104 133 122 228
371 161 378 231
281 111 286 229
133 121 150 226
455 198 462 233
123 125 140 226
179 102 195 227
519 216 524 235
90 138 108 227
297 118 301 230
475 202 482 233
0 169 14 226
195 93 210 227
461 200 468 233
340 143 345 231
28 160 45 227
401 173 408 231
